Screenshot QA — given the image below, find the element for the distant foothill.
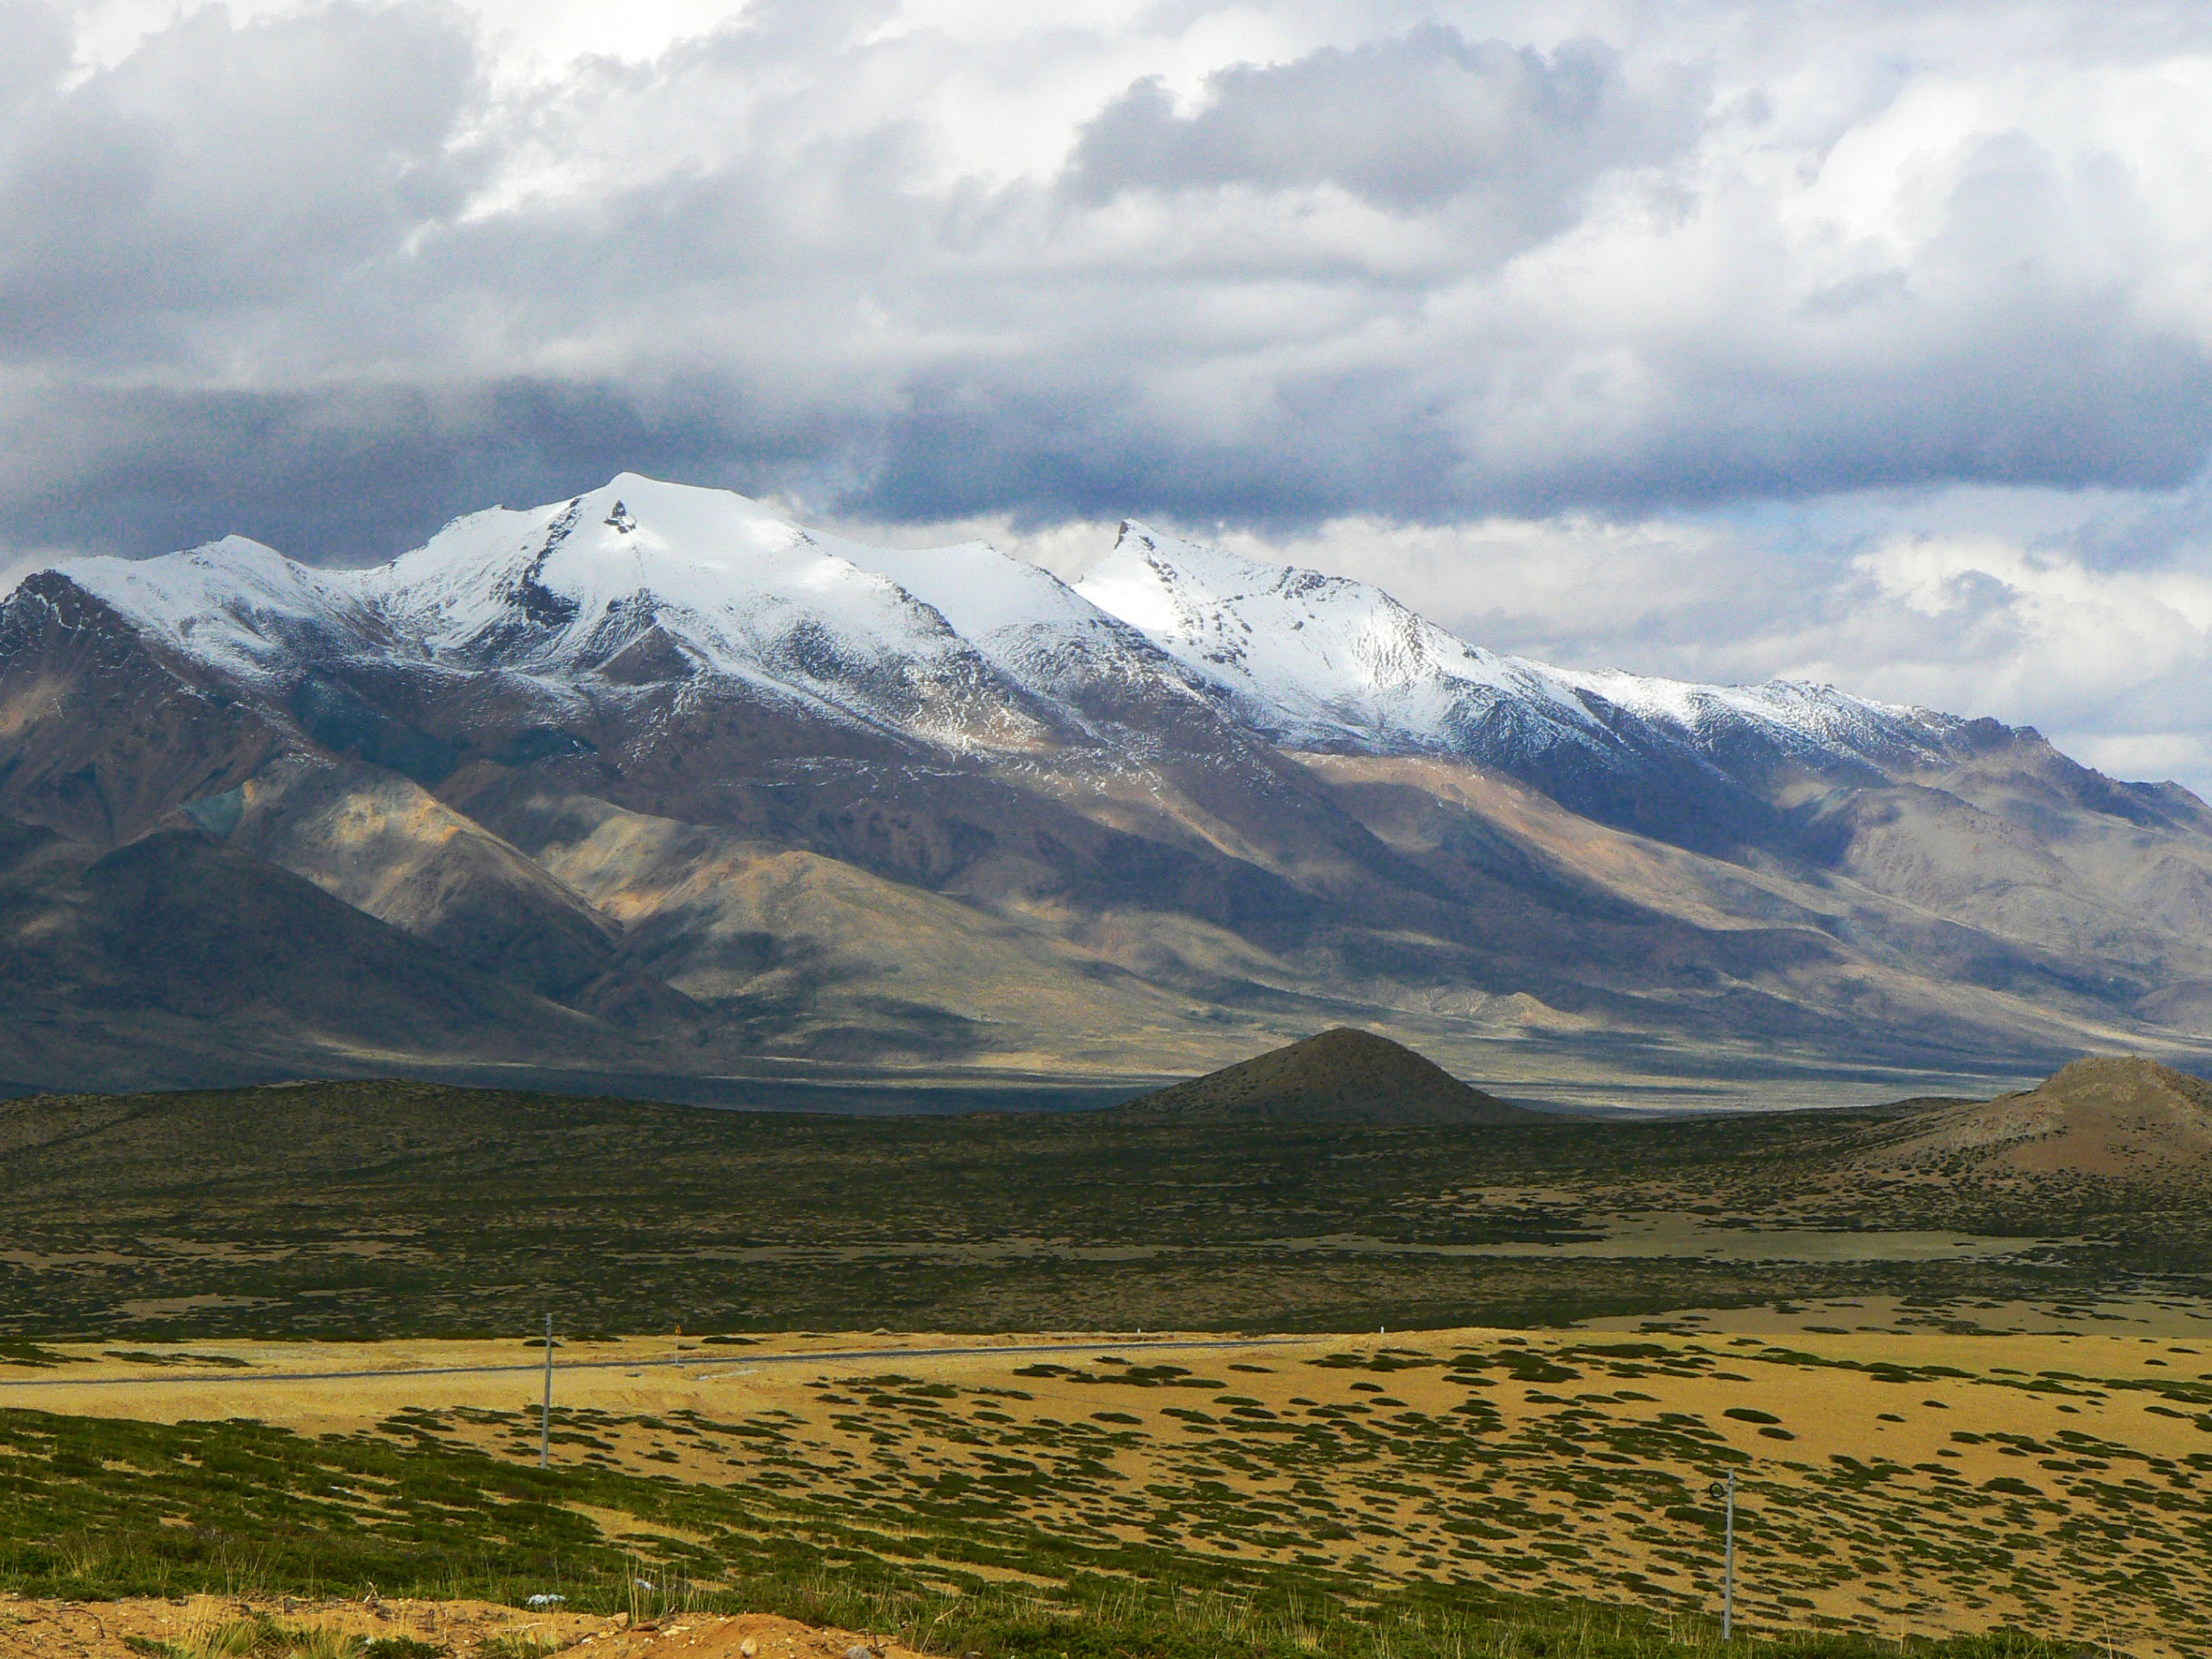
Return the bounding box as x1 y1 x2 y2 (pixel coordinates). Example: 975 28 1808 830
1116 1027 1540 1124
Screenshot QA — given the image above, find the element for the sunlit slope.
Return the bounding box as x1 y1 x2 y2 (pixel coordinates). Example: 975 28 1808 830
3 472 2211 1087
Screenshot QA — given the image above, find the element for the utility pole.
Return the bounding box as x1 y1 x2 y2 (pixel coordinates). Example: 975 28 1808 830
541 1311 553 1470
1708 1470 1737 1640
1723 1468 1736 1640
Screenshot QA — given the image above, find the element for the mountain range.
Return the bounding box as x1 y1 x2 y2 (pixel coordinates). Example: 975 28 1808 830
5 472 2211 1104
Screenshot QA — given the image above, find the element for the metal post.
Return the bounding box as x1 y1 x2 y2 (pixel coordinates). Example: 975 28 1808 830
1723 1469 1736 1641
1708 1470 1737 1642
541 1312 553 1470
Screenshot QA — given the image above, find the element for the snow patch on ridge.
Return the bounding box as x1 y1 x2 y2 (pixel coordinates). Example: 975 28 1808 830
1076 522 1598 751
839 536 1225 734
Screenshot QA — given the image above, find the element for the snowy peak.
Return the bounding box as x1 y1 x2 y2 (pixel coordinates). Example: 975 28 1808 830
837 537 1091 641
61 535 396 679
44 476 1228 759
1077 520 1976 788
1078 522 1427 675
363 478 1228 747
377 475 972 671
1558 667 1975 775
44 474 1986 820
49 477 1061 753
1078 522 1609 753
839 529 1227 732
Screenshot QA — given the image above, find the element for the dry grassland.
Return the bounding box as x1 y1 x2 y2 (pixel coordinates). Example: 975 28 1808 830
7 1327 2210 1655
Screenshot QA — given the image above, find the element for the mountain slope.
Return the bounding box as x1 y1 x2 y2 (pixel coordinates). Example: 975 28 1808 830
1074 522 2212 1047
1863 1056 2212 1178
0 819 629 1092
3 472 2210 1099
185 758 695 1027
0 571 287 844
1075 523 1986 854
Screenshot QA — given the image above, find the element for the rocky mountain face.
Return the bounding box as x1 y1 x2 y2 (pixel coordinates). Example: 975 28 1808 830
5 472 2211 1101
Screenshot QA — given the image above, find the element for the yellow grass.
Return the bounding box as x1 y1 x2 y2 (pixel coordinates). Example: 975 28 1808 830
7 1325 2210 1655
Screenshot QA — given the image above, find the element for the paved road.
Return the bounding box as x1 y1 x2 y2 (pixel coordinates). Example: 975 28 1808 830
0 1334 1296 1391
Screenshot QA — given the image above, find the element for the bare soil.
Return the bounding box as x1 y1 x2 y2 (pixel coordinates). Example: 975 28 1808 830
0 1594 917 1659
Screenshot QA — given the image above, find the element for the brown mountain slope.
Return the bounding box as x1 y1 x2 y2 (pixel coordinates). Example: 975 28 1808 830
1115 1027 1539 1124
0 820 633 1092
18 510 2212 1095
1865 1055 2212 1179
0 572 283 844
177 759 702 1030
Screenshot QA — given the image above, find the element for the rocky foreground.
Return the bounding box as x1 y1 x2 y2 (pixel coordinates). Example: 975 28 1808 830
0 1596 923 1659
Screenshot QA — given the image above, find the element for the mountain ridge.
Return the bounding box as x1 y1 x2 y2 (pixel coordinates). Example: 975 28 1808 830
6 471 2212 1100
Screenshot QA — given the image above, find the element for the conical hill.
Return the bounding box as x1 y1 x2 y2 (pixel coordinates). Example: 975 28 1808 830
1115 1028 1538 1125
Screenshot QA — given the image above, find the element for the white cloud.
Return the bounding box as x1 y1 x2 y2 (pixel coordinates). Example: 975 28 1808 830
1837 531 2212 733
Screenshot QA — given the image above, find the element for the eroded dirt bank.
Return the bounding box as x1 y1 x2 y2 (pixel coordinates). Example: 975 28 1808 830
0 1594 921 1659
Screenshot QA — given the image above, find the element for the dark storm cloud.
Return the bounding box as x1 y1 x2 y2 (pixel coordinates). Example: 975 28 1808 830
0 377 860 562
3 2 2212 562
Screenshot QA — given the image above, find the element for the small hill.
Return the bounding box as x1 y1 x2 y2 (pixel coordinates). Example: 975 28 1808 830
1114 1028 1538 1125
1869 1055 2212 1180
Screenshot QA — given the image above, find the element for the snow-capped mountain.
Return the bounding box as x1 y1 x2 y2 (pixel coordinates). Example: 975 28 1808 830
835 538 1230 745
66 479 1051 756
57 476 1278 771
61 475 1982 825
1077 523 1981 811
7 470 2212 1096
59 534 396 682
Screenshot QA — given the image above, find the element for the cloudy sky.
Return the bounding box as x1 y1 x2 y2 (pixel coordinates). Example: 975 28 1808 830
7 0 2212 785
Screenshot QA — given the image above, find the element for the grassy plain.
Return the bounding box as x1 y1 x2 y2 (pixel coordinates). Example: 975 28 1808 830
5 1080 2212 1341
6 1079 2212 1658
3 1327 2210 1654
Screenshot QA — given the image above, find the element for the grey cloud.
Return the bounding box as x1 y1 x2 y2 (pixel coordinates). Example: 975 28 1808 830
832 255 2212 530
846 355 1468 529
2 0 2212 571
1066 27 1707 224
0 1 69 113
2074 469 2212 572
0 2 477 360
1797 269 1911 318
0 375 851 562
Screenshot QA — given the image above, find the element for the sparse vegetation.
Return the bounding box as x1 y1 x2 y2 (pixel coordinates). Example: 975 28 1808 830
6 1324 2210 1650
3 1078 2208 1657
2 1080 2206 1343
0 1394 2121 1659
